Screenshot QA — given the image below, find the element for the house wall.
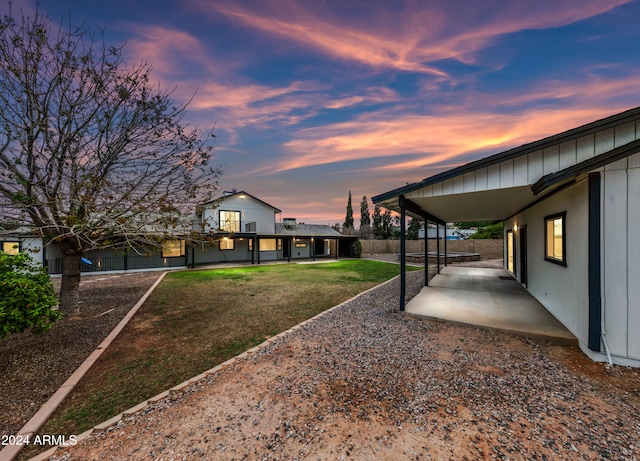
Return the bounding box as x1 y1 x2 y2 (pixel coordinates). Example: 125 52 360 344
201 195 276 234
291 238 311 258
7 237 45 264
602 152 640 361
504 179 590 347
192 238 253 264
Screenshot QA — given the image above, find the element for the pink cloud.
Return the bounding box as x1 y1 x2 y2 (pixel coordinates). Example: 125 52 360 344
194 0 629 74
267 73 640 174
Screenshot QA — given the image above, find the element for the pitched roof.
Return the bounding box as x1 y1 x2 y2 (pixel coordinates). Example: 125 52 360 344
199 190 282 213
373 106 640 204
275 223 342 237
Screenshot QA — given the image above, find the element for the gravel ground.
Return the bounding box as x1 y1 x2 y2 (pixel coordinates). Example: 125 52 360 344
0 271 161 438
47 266 640 460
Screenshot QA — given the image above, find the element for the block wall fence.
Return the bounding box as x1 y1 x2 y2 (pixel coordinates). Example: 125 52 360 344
359 239 504 259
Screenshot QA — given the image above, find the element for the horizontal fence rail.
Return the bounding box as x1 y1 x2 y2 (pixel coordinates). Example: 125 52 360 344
47 254 187 274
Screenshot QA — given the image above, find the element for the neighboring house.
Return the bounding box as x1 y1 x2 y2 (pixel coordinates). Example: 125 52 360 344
373 106 640 367
3 190 355 272
424 227 476 240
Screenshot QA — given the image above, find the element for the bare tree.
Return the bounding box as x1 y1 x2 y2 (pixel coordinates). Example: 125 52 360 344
0 7 221 314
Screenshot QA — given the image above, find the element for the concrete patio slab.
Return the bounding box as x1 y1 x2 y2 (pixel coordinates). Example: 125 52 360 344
406 266 576 341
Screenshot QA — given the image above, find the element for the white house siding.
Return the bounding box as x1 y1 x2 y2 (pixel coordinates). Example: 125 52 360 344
504 179 590 347
202 195 276 234
602 153 640 360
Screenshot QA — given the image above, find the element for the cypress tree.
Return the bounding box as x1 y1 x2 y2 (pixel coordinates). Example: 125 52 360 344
343 190 354 231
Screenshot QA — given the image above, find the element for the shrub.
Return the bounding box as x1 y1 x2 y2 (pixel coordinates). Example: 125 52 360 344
470 223 504 239
352 240 363 258
0 251 61 339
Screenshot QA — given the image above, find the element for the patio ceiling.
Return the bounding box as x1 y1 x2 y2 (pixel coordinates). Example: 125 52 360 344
405 186 535 223
375 184 549 223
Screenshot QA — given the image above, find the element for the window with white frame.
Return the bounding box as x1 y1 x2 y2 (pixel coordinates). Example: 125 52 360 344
219 210 240 232
544 212 566 266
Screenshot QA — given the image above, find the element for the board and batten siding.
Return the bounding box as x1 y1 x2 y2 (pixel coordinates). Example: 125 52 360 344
505 180 590 346
405 120 640 199
602 152 640 360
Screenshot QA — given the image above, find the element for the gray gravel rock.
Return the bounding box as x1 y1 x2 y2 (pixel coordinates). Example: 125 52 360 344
49 268 640 460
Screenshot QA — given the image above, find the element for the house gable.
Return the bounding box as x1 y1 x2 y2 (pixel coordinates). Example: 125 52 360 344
200 191 280 234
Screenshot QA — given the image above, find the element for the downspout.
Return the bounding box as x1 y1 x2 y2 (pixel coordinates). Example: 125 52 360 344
601 328 613 367
399 195 406 312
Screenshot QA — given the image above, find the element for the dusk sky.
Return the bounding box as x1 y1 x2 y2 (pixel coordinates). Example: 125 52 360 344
5 0 640 225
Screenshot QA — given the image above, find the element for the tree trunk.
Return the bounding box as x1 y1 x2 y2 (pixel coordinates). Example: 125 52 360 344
60 251 82 316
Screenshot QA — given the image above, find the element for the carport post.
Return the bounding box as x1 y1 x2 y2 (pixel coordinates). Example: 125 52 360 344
399 195 406 312
424 220 429 286
444 227 448 267
436 223 441 274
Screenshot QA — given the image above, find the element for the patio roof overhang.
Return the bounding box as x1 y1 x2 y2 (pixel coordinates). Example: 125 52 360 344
376 186 536 224
372 106 640 224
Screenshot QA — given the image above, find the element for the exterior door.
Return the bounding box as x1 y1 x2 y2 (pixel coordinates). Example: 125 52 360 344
520 226 528 287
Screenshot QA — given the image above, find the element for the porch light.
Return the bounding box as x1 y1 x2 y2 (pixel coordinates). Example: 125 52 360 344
514 224 518 233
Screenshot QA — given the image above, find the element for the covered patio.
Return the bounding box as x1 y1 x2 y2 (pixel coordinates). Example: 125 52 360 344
373 107 640 365
406 266 575 341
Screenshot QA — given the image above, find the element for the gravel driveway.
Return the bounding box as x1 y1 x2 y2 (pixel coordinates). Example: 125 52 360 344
48 268 640 460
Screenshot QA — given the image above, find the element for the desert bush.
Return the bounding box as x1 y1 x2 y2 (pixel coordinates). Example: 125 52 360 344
0 251 61 339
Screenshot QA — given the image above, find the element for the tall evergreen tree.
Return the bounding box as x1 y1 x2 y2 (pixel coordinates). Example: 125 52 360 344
381 209 392 239
359 196 371 238
372 204 383 238
343 191 354 231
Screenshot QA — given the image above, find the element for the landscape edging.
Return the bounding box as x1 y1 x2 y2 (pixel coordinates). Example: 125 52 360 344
28 271 407 461
0 272 168 461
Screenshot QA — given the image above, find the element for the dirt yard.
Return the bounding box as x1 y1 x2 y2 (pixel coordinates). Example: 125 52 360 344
0 271 161 438
3 260 639 460
42 264 640 460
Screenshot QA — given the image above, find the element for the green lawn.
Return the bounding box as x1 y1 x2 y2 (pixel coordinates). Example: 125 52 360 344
33 260 420 448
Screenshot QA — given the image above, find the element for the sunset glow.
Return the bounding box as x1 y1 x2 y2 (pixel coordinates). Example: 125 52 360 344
7 0 640 224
